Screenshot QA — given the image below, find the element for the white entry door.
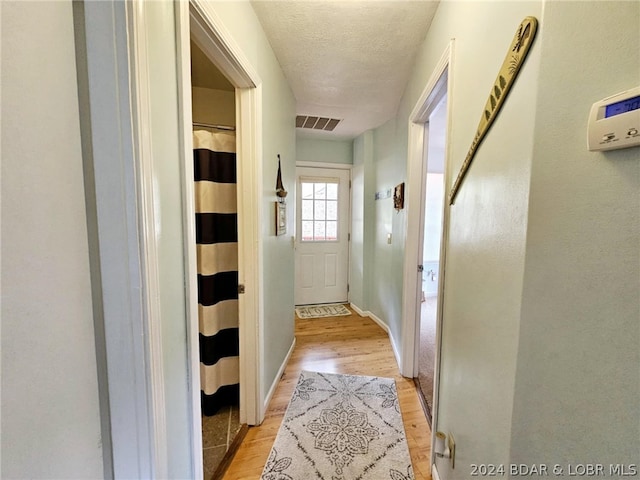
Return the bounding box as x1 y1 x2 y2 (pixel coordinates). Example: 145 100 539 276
295 167 350 305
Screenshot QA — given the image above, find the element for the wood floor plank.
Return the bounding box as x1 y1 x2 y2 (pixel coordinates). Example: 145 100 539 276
222 308 432 479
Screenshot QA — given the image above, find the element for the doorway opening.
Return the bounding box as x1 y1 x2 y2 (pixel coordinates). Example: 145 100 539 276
176 1 264 478
400 43 452 470
415 93 447 424
190 39 246 478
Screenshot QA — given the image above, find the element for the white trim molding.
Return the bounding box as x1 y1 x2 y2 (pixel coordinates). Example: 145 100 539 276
349 304 403 372
401 41 452 379
180 0 265 429
126 2 169 477
75 1 160 477
429 42 455 469
236 84 264 425
296 161 353 170
263 337 296 415
189 1 259 88
400 40 455 470
432 462 443 480
173 3 203 479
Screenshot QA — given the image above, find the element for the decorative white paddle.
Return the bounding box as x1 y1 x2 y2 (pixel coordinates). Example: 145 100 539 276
449 16 538 205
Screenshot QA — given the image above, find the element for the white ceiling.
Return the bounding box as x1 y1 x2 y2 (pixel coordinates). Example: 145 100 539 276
251 1 440 139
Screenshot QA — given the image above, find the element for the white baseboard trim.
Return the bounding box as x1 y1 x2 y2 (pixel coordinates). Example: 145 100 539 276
263 337 296 415
432 463 441 480
349 303 403 373
367 310 389 333
349 302 367 317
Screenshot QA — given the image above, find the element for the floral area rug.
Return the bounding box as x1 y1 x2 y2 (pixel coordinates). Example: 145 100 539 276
295 304 351 319
260 371 415 480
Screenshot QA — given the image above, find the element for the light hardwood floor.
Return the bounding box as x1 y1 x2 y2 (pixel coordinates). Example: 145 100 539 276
222 307 432 480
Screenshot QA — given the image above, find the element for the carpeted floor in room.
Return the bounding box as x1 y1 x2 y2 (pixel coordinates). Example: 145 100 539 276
417 296 437 422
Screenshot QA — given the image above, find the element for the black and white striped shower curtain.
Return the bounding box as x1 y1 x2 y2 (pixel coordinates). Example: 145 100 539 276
193 129 239 416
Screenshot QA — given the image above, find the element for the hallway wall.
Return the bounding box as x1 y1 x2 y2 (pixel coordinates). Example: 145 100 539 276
370 118 407 346
355 0 639 475
350 132 375 310
511 0 640 466
357 0 543 473
424 2 542 473
1 1 104 477
296 136 354 165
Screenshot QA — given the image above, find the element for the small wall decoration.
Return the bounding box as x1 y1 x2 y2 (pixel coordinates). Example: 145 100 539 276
394 182 405 210
449 16 538 205
275 154 287 202
375 189 392 200
275 201 287 236
274 154 287 236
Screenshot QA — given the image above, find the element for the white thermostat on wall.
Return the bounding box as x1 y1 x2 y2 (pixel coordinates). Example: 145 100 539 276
588 86 640 151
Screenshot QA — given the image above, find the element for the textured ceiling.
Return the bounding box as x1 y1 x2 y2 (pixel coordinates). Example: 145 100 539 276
252 0 439 139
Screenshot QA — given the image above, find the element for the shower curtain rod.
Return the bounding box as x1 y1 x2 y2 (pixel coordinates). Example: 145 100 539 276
193 121 236 132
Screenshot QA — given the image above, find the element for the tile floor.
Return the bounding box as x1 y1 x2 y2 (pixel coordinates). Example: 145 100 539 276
202 404 242 479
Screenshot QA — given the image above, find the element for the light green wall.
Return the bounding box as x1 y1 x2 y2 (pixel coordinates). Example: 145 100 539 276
511 0 640 466
350 132 374 309
356 0 543 473
1 1 104 477
428 2 541 473
207 1 297 400
297 136 354 165
369 119 406 345
355 0 639 474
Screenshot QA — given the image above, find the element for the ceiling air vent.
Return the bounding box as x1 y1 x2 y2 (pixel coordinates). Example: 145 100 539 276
296 115 342 132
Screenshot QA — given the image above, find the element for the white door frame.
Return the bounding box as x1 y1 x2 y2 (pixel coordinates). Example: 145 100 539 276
175 0 265 475
75 2 163 477
131 0 266 476
400 41 454 467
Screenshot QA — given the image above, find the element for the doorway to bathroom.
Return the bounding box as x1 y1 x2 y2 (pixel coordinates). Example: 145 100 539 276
190 39 245 478
176 1 264 478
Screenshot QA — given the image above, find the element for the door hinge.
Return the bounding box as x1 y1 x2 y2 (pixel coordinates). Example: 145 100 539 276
347 284 350 293
238 284 245 294
349 180 351 189
418 265 424 272
348 233 351 241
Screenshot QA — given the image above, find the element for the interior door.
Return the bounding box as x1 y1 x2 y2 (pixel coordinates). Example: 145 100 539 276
295 167 350 305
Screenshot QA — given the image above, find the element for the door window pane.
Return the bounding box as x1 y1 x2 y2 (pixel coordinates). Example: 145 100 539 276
326 200 337 220
314 221 325 240
314 200 326 220
302 221 314 241
314 183 326 199
326 221 337 240
302 183 314 199
326 183 338 200
299 179 340 242
302 200 314 220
